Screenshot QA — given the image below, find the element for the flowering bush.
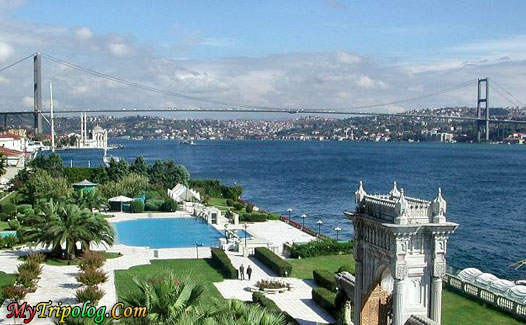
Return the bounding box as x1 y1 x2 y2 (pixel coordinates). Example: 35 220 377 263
255 279 290 291
78 251 105 271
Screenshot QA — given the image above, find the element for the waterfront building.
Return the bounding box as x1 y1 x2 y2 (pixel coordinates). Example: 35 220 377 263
77 112 108 149
0 132 26 152
344 182 458 325
0 147 25 167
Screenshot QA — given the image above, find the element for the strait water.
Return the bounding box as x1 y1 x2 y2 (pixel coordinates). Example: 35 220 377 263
55 140 526 279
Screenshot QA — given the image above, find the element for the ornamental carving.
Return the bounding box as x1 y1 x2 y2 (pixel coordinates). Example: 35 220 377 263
433 262 446 278
395 264 408 280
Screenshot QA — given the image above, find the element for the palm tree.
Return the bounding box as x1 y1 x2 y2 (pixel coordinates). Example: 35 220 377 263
122 272 206 325
70 189 108 211
20 200 115 259
212 299 287 325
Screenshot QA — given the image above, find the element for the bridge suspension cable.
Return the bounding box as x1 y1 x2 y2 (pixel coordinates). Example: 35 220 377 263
41 53 477 113
490 80 524 107
0 53 34 74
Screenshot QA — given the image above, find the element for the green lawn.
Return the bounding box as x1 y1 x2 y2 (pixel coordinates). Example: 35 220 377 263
442 288 524 325
0 221 9 231
0 271 16 304
114 259 225 304
287 254 355 280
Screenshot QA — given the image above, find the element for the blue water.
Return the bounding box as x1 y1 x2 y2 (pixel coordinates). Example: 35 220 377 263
0 231 16 237
113 218 223 248
55 140 526 279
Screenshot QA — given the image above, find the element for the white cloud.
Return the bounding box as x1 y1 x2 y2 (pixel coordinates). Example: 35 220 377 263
0 41 13 62
22 96 33 107
0 76 9 84
76 27 93 40
108 42 131 56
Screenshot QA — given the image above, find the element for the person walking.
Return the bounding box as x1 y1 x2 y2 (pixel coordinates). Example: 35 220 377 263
246 265 252 281
239 264 245 280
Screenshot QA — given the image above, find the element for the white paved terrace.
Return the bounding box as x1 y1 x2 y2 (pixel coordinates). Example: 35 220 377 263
214 251 334 325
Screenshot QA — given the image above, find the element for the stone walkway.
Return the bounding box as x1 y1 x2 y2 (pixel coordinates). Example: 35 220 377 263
214 251 334 325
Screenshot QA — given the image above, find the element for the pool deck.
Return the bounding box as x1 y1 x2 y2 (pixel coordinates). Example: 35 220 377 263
0 212 327 324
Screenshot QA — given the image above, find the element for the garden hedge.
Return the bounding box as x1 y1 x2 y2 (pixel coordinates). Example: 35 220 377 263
240 212 267 222
254 247 292 277
252 292 299 324
130 200 144 213
312 287 337 317
313 269 337 292
211 248 238 279
290 239 353 258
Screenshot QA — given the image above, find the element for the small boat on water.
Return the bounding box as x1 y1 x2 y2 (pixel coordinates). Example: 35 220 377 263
180 140 196 145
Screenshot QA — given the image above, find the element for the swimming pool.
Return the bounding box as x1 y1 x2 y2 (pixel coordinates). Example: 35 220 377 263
0 231 16 238
113 218 224 248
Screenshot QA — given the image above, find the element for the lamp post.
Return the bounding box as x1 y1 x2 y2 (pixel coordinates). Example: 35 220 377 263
243 223 248 248
334 226 342 241
301 213 306 230
195 241 203 259
287 208 292 222
317 220 323 237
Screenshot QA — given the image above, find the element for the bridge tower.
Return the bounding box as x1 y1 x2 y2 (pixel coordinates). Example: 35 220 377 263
476 78 489 142
33 53 43 134
347 182 458 325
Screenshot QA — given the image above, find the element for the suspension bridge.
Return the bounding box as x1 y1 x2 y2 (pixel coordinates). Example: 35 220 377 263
1 53 526 142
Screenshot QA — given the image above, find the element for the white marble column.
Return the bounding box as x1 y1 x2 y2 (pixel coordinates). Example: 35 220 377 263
430 277 442 323
393 279 405 325
354 260 363 325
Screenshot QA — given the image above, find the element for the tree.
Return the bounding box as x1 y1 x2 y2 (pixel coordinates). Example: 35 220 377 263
98 173 149 199
19 200 115 259
107 158 130 182
69 189 107 211
148 160 190 189
20 170 72 204
131 156 149 177
122 272 205 324
30 153 64 178
0 154 6 176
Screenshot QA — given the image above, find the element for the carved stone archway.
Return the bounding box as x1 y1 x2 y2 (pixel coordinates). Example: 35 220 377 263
361 283 391 325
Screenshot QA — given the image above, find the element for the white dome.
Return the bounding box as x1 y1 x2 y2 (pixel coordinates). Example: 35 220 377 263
458 268 483 283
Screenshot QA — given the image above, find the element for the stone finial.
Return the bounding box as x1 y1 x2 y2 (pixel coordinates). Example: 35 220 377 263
355 181 367 206
394 188 408 224
389 181 400 199
432 188 447 223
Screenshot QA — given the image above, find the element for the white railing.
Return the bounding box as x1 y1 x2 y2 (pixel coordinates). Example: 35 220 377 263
444 273 526 320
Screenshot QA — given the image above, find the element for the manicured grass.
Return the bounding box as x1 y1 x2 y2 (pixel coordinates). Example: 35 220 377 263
115 259 225 304
287 255 355 280
0 221 9 231
442 288 524 325
0 271 16 304
18 252 122 266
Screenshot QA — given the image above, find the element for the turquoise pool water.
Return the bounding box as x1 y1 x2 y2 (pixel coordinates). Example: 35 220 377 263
113 218 223 248
0 231 16 238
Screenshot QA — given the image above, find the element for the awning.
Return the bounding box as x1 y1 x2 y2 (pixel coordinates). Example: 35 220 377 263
108 195 133 202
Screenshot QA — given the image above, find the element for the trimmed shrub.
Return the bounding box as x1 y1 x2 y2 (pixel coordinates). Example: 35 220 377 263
75 286 104 304
252 292 299 325
144 199 163 211
312 287 337 316
1 203 17 217
240 212 267 222
267 213 281 220
7 219 20 230
2 285 28 301
211 248 238 279
78 251 106 271
233 202 245 211
245 203 254 213
254 247 292 277
2 235 19 248
130 200 144 213
290 239 353 258
0 212 8 222
16 204 33 214
77 268 108 286
16 269 38 288
26 253 46 264
226 199 234 207
160 199 177 212
338 264 355 274
313 269 337 292
17 261 42 276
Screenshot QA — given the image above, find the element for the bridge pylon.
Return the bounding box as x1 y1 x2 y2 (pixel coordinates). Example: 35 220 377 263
33 53 43 134
476 78 489 142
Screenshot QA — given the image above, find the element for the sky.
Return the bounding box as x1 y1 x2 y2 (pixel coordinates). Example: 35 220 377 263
1 0 526 116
